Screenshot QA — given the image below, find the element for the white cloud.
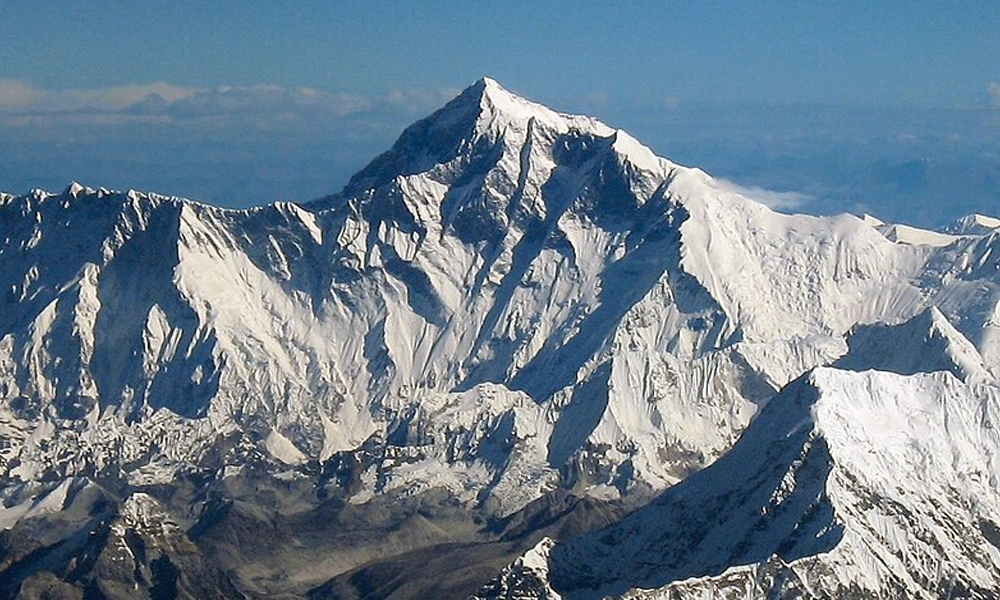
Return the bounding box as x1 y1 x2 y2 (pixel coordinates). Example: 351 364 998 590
61 82 199 111
989 81 1000 108
716 178 813 211
0 79 199 112
144 84 374 119
0 79 441 125
0 79 43 110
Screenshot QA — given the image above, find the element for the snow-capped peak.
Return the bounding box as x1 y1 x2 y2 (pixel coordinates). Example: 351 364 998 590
64 181 91 198
471 78 666 174
946 213 1000 236
835 307 992 383
467 76 616 139
336 78 659 196
478 367 1000 599
322 76 677 250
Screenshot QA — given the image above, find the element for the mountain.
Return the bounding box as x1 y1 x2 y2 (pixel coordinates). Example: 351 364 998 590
0 492 240 600
835 306 993 382
2 77 1000 598
477 367 1000 600
946 213 1000 236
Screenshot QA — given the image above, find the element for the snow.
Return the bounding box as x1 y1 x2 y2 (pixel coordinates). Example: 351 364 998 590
835 306 993 383
477 537 565 600
0 478 76 530
476 77 616 140
947 213 1000 235
861 213 885 227
265 429 308 465
479 367 1000 599
878 222 960 246
611 129 668 175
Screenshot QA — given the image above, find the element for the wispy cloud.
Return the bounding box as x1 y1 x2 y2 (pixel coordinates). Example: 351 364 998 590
0 79 43 110
989 81 1000 108
130 84 374 120
0 78 466 204
716 178 814 211
0 78 457 128
0 79 199 112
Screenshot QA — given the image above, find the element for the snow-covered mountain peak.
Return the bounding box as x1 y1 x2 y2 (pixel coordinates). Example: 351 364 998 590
64 181 92 198
469 78 669 176
836 306 993 383
479 366 1000 599
332 78 666 206
466 77 616 139
114 492 180 538
947 212 1000 236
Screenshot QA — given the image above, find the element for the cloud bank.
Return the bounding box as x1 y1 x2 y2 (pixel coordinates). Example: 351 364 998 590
0 78 457 129
0 78 470 204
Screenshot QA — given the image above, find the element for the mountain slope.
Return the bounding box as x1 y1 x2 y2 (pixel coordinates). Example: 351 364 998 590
0 79 772 511
477 367 1000 600
0 492 240 600
835 306 992 382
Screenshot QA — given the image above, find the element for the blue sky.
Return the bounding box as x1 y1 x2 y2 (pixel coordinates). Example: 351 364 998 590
1 2 999 225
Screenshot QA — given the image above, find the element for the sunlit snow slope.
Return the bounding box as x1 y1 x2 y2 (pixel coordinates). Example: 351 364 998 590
479 364 1000 600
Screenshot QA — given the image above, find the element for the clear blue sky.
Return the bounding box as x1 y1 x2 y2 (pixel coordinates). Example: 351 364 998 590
1 2 999 224
2 1 998 107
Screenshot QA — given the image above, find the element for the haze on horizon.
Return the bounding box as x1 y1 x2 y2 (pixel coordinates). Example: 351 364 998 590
1 1 998 227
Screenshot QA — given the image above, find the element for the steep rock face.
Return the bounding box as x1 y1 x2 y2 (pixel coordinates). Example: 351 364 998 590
478 367 1000 600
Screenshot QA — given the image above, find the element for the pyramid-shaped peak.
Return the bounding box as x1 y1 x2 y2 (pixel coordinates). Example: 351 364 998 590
472 77 538 111
835 307 989 382
474 76 507 95
64 181 94 198
460 76 542 110
449 77 615 138
336 78 644 198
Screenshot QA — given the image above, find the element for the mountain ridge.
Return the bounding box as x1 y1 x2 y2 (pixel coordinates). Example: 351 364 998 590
478 366 1000 600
